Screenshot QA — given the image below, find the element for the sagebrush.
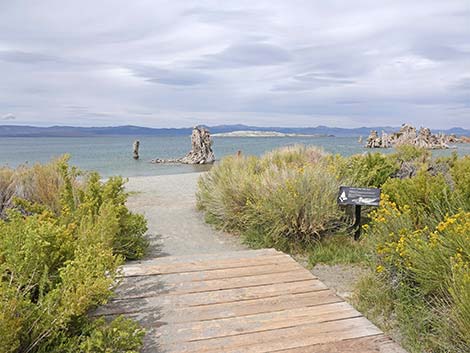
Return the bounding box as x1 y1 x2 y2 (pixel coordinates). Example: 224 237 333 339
197 146 345 251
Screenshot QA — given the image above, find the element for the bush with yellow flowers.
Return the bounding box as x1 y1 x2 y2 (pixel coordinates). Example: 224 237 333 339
362 194 470 352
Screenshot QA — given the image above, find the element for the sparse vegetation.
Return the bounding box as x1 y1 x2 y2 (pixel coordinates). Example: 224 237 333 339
308 234 369 266
0 156 147 353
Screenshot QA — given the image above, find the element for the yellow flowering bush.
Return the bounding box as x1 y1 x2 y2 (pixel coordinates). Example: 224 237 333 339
358 152 470 352
408 212 470 351
408 212 470 295
363 194 414 280
363 195 470 352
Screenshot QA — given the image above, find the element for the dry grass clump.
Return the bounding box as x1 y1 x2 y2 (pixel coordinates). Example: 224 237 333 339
262 144 327 166
14 162 65 213
197 146 344 251
0 168 15 215
0 156 79 217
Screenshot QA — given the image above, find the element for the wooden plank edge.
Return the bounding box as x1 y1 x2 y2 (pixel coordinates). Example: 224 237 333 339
120 254 293 277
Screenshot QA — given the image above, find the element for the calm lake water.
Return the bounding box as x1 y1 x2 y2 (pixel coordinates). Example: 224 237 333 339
1 135 470 178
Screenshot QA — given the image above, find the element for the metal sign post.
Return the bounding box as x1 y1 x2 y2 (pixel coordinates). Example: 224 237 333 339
337 186 381 240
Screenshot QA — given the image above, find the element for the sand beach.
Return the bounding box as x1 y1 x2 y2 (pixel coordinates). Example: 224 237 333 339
125 172 246 258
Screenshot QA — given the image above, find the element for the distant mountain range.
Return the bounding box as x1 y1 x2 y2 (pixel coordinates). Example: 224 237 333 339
0 124 469 137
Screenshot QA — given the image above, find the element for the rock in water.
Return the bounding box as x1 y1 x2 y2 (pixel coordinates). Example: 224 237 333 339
133 140 140 160
179 126 215 164
152 126 215 164
366 130 382 148
365 123 460 149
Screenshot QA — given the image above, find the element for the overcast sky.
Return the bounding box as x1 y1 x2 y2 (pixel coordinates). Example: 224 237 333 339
0 0 469 128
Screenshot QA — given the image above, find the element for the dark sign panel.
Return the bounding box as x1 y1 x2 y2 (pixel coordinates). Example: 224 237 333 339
337 186 381 206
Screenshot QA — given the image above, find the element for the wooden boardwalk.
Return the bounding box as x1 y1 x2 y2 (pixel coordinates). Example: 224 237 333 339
95 249 406 353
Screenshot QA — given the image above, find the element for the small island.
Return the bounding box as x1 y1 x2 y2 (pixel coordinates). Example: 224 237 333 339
212 130 330 137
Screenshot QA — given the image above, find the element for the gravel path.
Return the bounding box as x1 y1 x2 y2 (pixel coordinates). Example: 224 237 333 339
125 172 246 258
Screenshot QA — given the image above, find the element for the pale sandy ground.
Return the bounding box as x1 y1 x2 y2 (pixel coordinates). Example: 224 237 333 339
125 172 246 258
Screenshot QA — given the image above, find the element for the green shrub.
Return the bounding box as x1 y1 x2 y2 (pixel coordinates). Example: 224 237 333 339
244 161 342 249
382 169 455 228
353 149 470 352
69 173 148 260
451 155 470 209
308 234 369 266
353 272 395 331
0 280 30 353
77 316 145 353
197 146 343 251
0 211 74 296
197 155 259 231
334 152 398 187
393 145 431 163
0 158 147 353
36 316 145 353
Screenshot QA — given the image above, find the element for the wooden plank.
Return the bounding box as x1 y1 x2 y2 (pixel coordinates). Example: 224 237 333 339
121 260 306 283
272 335 407 353
127 248 280 266
163 316 382 353
96 279 327 316
157 302 361 344
122 254 291 277
124 290 341 324
116 269 316 299
116 261 308 296
94 250 406 353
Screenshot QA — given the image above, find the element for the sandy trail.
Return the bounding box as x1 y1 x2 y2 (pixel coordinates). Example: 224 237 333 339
125 172 246 258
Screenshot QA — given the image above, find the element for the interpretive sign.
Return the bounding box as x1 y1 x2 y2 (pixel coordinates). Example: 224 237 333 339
337 186 381 240
337 186 381 206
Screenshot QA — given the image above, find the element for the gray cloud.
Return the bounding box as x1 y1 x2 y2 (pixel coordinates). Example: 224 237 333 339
182 7 259 24
129 65 211 86
0 50 61 64
2 113 16 120
0 1 468 128
412 44 470 62
196 43 291 69
454 78 470 91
